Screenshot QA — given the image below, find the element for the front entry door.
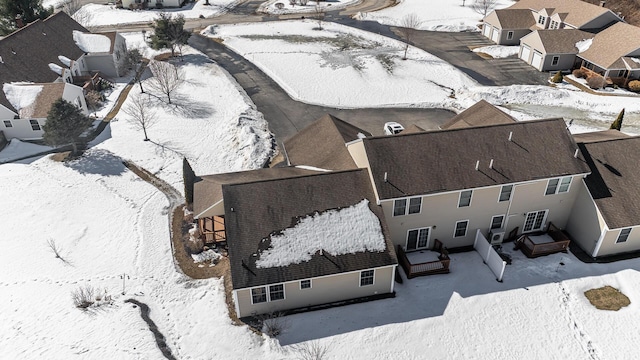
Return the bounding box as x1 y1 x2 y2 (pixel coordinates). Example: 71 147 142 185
523 210 548 232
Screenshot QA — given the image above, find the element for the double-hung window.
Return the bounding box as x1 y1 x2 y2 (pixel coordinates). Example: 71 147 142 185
251 287 267 304
499 185 512 202
490 215 504 230
454 220 469 237
394 197 421 216
29 120 41 131
360 270 374 286
458 190 472 207
545 176 572 195
269 284 285 301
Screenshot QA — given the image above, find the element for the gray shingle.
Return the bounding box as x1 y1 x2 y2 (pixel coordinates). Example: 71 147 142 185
440 100 516 130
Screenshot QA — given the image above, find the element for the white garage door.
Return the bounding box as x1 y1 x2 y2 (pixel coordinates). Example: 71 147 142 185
531 51 543 69
483 24 491 37
520 45 530 61
491 27 500 42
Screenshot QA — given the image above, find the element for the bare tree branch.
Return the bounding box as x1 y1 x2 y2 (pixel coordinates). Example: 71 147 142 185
314 6 325 30
397 14 422 60
123 93 158 141
147 60 184 104
472 0 498 16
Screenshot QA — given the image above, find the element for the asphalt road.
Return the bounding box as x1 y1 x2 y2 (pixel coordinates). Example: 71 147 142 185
189 34 454 140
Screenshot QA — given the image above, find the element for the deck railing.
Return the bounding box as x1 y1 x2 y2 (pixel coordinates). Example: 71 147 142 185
397 240 450 279
515 222 570 258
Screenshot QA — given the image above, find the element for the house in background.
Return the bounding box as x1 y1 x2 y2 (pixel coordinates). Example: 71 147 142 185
120 0 182 9
0 12 126 140
519 29 595 71
193 167 397 318
1 83 87 140
439 99 516 130
576 22 640 86
567 132 640 258
482 0 621 45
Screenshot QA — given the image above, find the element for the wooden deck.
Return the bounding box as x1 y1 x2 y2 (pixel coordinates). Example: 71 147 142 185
198 216 226 244
397 239 450 279
515 222 570 258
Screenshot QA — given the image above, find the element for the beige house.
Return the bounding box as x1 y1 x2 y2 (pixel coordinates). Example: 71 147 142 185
577 22 640 86
482 0 621 45
519 29 594 71
193 167 397 318
567 132 640 258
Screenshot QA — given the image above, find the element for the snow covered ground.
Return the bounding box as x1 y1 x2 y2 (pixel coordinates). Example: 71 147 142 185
357 0 515 32
472 45 519 58
259 0 359 14
73 0 236 27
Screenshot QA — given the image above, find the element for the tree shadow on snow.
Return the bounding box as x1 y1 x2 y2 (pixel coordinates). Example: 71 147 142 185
64 148 126 176
162 93 215 119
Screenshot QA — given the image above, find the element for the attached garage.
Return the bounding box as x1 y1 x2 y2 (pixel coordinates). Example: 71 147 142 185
520 45 530 62
531 51 543 70
483 24 491 38
491 27 500 43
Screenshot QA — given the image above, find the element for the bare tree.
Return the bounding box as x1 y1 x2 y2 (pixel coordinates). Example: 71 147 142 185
472 0 498 16
397 14 422 60
123 93 158 141
85 90 102 117
47 238 70 264
314 6 325 30
147 60 184 104
60 0 81 15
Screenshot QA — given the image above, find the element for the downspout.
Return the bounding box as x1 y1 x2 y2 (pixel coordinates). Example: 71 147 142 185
390 265 396 293
591 227 608 258
232 290 241 318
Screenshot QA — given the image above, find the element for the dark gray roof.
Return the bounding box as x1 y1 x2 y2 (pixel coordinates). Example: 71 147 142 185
440 100 516 130
363 118 591 200
573 129 630 143
223 168 397 289
193 167 319 217
532 29 595 54
579 136 640 229
0 12 88 112
283 114 371 171
494 9 536 29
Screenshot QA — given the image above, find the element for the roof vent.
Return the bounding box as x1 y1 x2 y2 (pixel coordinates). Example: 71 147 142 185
475 160 480 171
489 159 494 169
508 131 513 141
0 56 3 64
384 172 388 182
600 0 606 6
574 149 579 158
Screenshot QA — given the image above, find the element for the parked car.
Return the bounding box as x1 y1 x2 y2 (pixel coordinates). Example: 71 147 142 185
384 122 404 135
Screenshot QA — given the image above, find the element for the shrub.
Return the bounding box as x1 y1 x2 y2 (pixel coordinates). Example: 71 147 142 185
587 75 607 89
289 0 296 5
275 2 284 9
628 80 640 92
572 68 585 78
551 71 563 83
300 0 308 4
72 285 95 309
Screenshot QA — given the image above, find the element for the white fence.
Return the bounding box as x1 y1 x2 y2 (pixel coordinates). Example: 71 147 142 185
473 229 506 282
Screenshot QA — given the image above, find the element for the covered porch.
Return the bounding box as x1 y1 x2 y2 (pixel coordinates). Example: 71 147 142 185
578 59 640 87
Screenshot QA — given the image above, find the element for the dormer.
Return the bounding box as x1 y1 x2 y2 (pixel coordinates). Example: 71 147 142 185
535 8 555 29
549 12 568 29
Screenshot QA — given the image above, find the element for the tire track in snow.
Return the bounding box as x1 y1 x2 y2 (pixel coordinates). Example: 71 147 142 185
559 283 601 360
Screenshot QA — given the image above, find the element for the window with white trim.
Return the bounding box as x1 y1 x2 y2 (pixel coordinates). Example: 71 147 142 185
546 176 572 195
490 215 504 230
406 227 430 251
616 228 632 243
551 56 559 66
3 120 12 128
538 15 545 25
523 210 547 232
300 279 311 289
251 287 267 304
454 220 469 237
394 197 422 216
269 284 285 301
499 185 512 202
458 190 472 207
360 270 374 286
29 120 41 131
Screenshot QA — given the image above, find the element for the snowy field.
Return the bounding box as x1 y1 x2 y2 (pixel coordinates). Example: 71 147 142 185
357 0 515 32
73 0 236 27
206 20 478 109
207 20 640 133
259 0 359 14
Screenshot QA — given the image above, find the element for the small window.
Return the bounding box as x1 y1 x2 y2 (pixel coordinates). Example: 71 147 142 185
393 199 407 216
454 220 469 237
251 287 267 304
545 178 559 195
616 228 631 243
490 215 504 230
538 15 545 25
3 120 12 128
269 284 285 301
300 280 311 289
408 197 422 214
360 270 374 286
29 120 41 131
507 31 514 40
499 185 513 202
458 190 472 207
552 56 559 66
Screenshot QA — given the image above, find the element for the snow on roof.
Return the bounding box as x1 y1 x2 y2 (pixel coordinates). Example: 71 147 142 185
576 38 593 53
2 83 43 118
58 55 72 67
48 63 63 75
255 199 386 268
72 30 111 53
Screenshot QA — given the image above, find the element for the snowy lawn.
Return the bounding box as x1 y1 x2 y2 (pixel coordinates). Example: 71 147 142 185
0 139 53 162
74 0 236 27
278 246 640 359
258 0 359 14
206 20 478 108
472 45 519 58
357 0 515 32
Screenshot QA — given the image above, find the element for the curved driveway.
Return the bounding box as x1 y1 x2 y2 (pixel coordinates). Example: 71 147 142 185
189 34 454 140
